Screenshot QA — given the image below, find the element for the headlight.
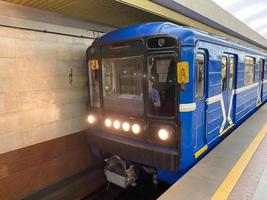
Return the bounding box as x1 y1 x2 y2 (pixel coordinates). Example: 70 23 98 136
132 124 141 134
105 118 112 127
158 38 166 47
113 120 121 129
158 129 170 141
122 122 130 132
87 114 96 124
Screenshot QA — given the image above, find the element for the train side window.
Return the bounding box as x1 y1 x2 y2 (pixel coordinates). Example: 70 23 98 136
221 56 227 91
244 57 256 85
195 53 205 99
264 62 267 80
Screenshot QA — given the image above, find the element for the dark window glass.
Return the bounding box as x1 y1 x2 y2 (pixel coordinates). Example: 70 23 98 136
195 53 205 99
102 40 143 57
259 59 264 81
265 63 267 80
147 55 176 117
229 56 235 90
244 57 256 85
221 56 227 91
102 56 144 115
88 61 100 108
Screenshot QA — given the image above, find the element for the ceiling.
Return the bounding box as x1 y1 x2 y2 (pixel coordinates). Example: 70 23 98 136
2 0 164 27
2 0 267 51
213 0 267 39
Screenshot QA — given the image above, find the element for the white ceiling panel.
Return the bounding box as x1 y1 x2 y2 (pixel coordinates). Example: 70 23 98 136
213 0 267 38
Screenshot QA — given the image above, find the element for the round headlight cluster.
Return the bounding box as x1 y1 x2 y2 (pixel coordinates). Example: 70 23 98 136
87 114 96 124
104 118 112 127
113 120 121 129
158 38 166 47
132 124 141 135
104 118 142 135
122 122 130 132
158 129 170 141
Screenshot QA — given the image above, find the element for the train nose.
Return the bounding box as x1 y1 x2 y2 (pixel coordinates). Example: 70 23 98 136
104 155 138 188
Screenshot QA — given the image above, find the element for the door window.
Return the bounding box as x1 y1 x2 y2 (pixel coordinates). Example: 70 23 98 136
195 53 205 99
229 56 235 90
259 59 264 81
221 56 227 91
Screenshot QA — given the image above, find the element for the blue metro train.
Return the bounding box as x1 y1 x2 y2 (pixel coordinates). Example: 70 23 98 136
86 22 267 187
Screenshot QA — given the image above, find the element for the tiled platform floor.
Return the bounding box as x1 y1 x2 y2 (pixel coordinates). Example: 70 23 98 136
229 131 267 200
159 104 267 200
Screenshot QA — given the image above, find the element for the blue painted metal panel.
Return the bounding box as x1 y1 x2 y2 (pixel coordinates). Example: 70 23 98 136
263 82 267 101
177 47 195 168
90 22 267 185
96 22 266 57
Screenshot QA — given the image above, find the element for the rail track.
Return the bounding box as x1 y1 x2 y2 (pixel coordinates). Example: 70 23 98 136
85 170 170 200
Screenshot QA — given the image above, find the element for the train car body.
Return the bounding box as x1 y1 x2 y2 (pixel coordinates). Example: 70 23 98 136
86 22 267 186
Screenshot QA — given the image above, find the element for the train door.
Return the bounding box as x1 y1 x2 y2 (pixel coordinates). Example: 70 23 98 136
220 54 236 134
194 50 207 152
258 59 264 103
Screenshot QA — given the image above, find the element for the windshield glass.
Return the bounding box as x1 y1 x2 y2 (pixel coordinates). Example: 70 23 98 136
102 56 144 115
147 54 176 117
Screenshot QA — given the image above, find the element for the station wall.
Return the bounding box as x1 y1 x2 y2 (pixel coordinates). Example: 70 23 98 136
0 26 91 154
0 25 104 199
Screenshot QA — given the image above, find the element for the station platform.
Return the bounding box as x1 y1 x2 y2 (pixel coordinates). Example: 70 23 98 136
159 104 267 200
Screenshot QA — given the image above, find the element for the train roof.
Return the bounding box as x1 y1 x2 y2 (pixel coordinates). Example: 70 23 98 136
95 22 267 57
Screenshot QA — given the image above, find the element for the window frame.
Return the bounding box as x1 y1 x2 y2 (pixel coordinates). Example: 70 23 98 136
101 55 145 115
244 56 256 86
229 55 236 90
221 55 228 92
258 59 264 81
146 53 177 118
195 51 206 100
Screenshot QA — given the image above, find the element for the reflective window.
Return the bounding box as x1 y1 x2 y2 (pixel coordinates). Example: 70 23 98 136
195 53 205 99
259 59 264 81
147 55 176 117
221 56 227 91
244 57 256 85
229 56 235 90
102 56 144 115
265 63 267 80
88 60 100 108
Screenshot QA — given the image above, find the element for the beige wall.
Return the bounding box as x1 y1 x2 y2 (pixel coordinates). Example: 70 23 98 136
0 26 92 154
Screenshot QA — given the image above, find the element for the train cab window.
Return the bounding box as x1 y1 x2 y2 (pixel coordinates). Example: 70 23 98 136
102 56 144 115
147 55 176 117
88 60 100 108
195 53 205 99
221 56 227 91
229 56 235 90
244 57 256 85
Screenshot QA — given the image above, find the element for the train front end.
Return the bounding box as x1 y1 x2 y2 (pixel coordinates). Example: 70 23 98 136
86 27 188 187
